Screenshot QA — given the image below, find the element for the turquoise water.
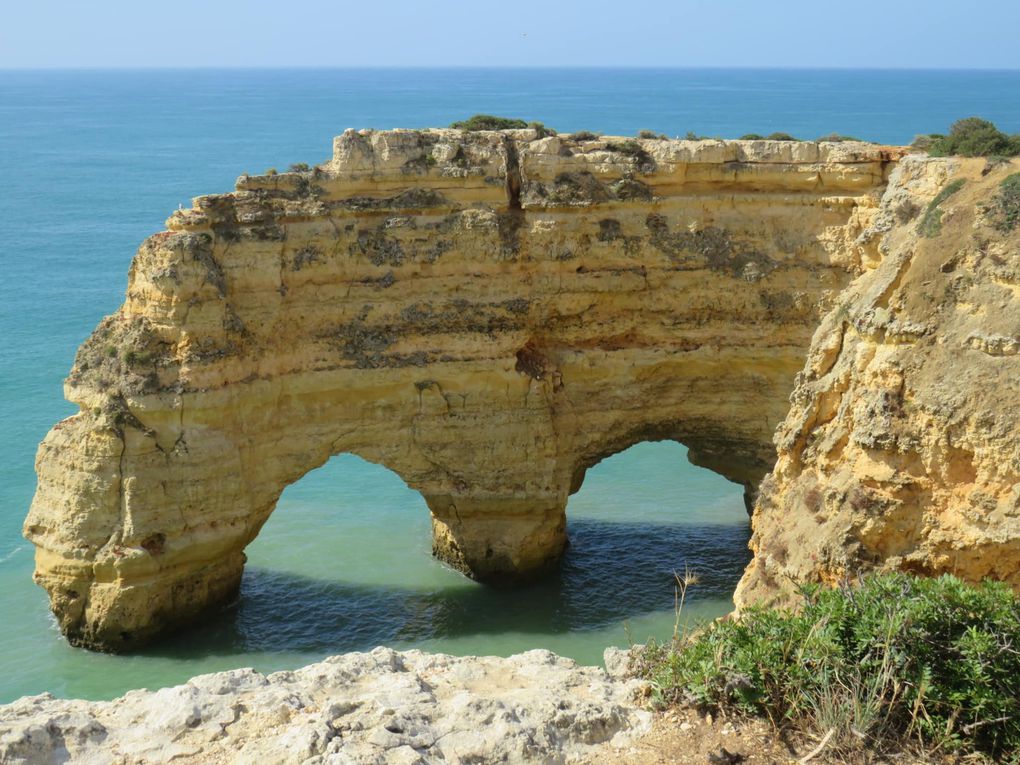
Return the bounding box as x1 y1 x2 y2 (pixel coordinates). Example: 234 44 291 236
2 68 1018 703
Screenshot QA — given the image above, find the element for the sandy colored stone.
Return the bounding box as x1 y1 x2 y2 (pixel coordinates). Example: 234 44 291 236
736 156 1020 607
25 127 903 649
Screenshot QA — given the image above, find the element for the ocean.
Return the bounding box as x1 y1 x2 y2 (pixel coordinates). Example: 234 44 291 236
1 67 1018 703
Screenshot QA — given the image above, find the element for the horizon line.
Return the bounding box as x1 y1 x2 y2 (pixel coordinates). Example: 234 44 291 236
2 64 1019 73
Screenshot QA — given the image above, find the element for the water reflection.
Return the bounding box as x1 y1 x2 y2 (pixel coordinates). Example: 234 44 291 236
143 517 750 658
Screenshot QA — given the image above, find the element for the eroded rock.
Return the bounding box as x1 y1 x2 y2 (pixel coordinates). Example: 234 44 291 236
0 648 652 764
26 128 901 649
736 156 1020 606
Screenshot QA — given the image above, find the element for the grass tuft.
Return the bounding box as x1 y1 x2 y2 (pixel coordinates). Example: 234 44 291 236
919 178 966 238
989 173 1020 232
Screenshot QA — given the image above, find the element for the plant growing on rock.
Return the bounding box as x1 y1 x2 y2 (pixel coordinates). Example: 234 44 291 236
449 114 529 131
989 172 1020 232
641 573 1020 762
919 178 966 238
604 140 656 172
288 162 310 172
528 121 556 138
816 133 865 143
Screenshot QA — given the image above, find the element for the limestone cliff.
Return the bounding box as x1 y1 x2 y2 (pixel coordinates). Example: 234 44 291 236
736 156 1020 606
25 127 899 650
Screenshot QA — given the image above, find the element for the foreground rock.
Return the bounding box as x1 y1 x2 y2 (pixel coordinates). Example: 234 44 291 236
26 128 900 650
0 648 651 764
737 156 1020 605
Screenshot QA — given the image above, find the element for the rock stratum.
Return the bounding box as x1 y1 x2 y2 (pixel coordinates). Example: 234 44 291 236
25 125 1017 652
0 647 649 764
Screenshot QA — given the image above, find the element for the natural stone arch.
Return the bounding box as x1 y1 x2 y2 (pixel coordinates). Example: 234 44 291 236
25 128 901 650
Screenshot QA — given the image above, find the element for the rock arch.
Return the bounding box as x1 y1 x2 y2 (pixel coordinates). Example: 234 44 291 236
25 128 901 650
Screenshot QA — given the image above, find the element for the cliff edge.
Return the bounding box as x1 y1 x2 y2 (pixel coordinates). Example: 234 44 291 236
736 156 1020 606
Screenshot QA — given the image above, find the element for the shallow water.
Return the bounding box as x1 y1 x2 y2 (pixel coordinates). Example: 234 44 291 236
1 68 1018 702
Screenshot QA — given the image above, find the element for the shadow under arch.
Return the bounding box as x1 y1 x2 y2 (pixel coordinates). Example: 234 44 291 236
136 443 751 661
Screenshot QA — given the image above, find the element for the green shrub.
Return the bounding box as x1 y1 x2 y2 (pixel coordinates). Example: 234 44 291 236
926 117 1020 157
528 121 556 138
643 573 1020 761
637 129 668 140
911 134 942 152
265 167 278 176
288 162 310 172
766 132 801 141
989 172 1020 232
570 130 600 141
739 133 765 140
684 131 710 141
817 133 864 143
919 178 966 237
449 114 529 131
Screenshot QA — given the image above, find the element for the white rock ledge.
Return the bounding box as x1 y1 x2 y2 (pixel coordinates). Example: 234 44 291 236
0 648 651 764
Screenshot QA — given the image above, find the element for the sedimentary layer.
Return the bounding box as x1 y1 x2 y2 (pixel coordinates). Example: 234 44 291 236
0 647 649 764
736 156 1020 606
26 128 899 649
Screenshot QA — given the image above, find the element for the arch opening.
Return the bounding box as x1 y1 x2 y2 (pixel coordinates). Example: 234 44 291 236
564 440 753 638
135 442 749 664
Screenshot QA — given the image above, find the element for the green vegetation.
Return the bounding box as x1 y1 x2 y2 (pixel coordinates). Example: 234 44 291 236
122 349 151 366
449 114 528 131
288 162 310 172
265 167 278 176
637 130 669 140
923 118 1020 157
684 131 711 141
989 173 1020 232
527 121 556 138
570 130 600 141
641 573 1019 762
738 132 802 141
817 133 865 143
919 178 966 237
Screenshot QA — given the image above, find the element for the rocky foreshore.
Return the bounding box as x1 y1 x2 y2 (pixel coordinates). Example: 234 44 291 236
0 647 649 764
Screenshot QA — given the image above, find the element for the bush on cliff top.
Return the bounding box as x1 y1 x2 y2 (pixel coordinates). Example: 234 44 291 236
641 573 1020 762
923 117 1020 157
449 114 529 131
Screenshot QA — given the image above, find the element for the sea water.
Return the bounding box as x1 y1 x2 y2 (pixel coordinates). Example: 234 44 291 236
1 68 1018 702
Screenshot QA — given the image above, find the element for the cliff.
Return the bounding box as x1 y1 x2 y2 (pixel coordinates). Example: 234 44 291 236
27 127 903 650
736 155 1020 606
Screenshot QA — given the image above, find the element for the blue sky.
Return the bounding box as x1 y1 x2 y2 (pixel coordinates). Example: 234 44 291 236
2 0 1017 69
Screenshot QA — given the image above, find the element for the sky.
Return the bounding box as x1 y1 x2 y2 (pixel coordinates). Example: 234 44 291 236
1 0 1018 70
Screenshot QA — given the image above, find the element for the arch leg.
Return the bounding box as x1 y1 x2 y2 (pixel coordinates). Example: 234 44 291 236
426 496 567 584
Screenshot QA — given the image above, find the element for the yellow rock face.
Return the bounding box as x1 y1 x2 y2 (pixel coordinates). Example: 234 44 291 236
25 128 901 650
735 156 1020 608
